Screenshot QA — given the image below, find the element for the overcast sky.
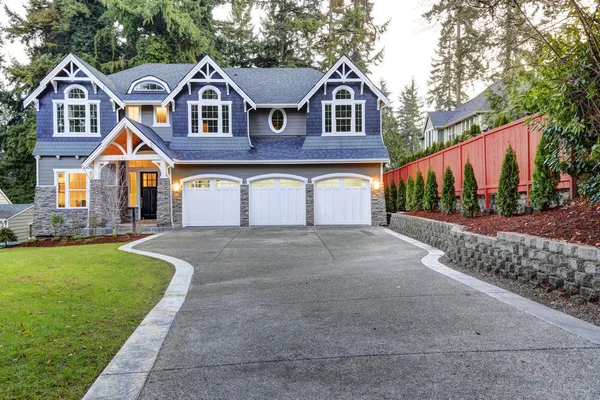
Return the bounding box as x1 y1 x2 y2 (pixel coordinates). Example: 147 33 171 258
0 0 486 110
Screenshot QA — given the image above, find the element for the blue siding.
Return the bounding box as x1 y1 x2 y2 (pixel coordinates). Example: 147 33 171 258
172 82 248 139
36 81 116 143
305 82 381 137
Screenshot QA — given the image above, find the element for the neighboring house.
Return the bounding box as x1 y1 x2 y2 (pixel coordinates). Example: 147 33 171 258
420 82 502 149
24 54 391 235
0 189 11 204
0 204 34 243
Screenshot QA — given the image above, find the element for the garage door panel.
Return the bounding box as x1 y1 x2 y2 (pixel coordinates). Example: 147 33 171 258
315 178 371 225
183 179 240 227
250 178 306 226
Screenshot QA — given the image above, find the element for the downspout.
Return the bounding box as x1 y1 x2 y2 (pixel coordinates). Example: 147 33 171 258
247 102 254 148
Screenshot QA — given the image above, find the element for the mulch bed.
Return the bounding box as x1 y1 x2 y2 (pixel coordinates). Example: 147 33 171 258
13 234 150 248
403 199 600 248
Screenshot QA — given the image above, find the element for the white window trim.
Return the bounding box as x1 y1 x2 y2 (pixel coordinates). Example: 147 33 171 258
126 105 142 123
268 108 288 134
187 86 233 137
153 105 170 127
53 169 89 209
128 76 171 93
321 100 366 136
53 84 101 137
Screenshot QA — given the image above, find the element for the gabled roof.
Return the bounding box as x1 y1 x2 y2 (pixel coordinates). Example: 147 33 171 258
24 53 125 109
0 189 11 204
297 55 391 109
108 64 195 98
0 204 33 220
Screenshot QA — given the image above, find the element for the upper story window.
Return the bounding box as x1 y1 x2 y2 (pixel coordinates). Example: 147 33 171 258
154 106 169 126
53 85 100 137
322 86 365 136
126 106 141 122
188 86 232 137
134 82 166 91
269 108 287 134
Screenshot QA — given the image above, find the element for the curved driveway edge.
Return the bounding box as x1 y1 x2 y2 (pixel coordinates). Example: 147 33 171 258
83 233 194 400
381 227 600 345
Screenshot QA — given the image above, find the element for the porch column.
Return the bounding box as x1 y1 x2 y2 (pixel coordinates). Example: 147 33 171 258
371 184 386 226
88 178 104 228
306 183 314 226
157 178 172 227
240 183 249 227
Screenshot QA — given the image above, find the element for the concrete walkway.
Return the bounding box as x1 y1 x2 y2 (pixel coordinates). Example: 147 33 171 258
135 227 600 399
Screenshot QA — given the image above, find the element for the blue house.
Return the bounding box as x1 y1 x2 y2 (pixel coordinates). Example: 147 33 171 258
25 54 390 234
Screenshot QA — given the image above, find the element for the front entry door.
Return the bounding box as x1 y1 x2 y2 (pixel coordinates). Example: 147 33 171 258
141 172 158 220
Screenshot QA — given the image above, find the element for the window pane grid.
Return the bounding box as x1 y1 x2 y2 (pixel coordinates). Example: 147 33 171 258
335 105 352 132
191 105 199 134
221 105 230 134
57 104 65 133
90 104 98 133
68 104 87 132
355 103 363 133
325 104 332 133
202 105 219 133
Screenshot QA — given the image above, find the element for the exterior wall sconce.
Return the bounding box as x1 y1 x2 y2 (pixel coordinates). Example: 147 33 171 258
172 182 181 192
373 180 381 190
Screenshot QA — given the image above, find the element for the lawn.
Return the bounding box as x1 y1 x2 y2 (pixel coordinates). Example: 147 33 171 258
0 243 174 400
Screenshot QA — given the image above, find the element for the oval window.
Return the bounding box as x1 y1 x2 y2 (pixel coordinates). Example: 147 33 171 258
269 108 287 133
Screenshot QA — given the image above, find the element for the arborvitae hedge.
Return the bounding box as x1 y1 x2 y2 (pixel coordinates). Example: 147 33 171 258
441 167 457 214
406 175 415 211
414 170 425 211
389 179 398 212
496 145 520 217
461 160 480 217
530 135 560 211
423 169 439 212
384 184 391 212
397 179 406 212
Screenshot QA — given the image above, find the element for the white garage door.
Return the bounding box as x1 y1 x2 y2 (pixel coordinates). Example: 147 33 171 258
183 178 240 227
314 178 371 225
250 178 306 226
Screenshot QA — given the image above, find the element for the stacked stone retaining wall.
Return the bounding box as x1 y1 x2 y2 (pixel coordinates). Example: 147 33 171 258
389 213 600 301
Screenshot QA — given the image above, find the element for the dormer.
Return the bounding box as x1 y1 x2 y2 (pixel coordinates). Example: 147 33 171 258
128 77 171 94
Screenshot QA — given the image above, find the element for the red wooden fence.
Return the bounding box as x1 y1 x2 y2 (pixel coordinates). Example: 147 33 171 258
383 116 573 208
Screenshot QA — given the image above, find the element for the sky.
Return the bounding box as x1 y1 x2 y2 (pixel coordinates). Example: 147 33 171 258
0 0 486 110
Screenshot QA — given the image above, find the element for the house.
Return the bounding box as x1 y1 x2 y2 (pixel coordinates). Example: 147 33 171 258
23 54 390 235
0 189 11 205
0 204 34 243
420 82 503 149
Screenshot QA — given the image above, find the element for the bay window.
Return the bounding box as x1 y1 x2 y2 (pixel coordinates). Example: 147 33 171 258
188 86 232 136
322 86 365 135
53 85 100 137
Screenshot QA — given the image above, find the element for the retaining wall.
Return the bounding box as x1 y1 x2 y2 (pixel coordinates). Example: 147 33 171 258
389 213 600 301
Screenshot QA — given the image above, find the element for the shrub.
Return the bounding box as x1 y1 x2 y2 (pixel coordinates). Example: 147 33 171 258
423 169 439 211
496 145 520 217
71 235 85 241
384 184 391 212
461 160 480 217
396 179 406 212
440 167 457 214
530 135 560 211
50 214 65 237
406 176 415 211
414 170 425 211
389 179 398 212
0 228 18 247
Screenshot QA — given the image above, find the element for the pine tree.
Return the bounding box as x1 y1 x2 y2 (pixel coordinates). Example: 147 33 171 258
397 78 423 154
380 79 407 168
496 145 520 217
461 160 479 217
441 167 457 214
396 179 406 212
423 170 439 212
530 135 560 212
389 179 398 213
319 0 389 73
406 175 415 211
414 170 425 211
217 0 257 67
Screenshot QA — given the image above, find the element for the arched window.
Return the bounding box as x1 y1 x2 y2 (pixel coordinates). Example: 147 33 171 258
53 85 100 136
188 86 232 136
322 86 365 135
134 82 166 92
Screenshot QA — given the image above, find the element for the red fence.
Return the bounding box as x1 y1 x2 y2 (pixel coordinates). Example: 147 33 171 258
383 116 573 208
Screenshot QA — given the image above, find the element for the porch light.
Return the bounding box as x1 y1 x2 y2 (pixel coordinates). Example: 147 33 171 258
172 182 181 192
373 180 381 190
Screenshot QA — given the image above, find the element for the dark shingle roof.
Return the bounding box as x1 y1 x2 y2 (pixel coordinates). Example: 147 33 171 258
33 142 100 156
126 119 177 160
0 204 32 219
107 64 195 98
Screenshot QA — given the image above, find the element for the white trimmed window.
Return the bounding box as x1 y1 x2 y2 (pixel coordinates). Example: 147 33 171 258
53 85 100 137
56 171 87 208
126 105 141 122
154 106 169 126
188 86 232 137
322 86 365 136
134 82 166 92
269 108 287 134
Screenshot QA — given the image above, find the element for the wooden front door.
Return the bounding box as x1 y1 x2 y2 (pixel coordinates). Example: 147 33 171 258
141 172 158 220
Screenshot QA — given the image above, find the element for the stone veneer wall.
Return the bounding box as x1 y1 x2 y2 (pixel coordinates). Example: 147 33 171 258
33 186 88 236
240 184 249 227
371 186 386 226
156 178 171 227
389 213 600 301
306 183 314 226
172 189 182 227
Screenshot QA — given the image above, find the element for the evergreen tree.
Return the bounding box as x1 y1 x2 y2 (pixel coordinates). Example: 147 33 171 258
530 134 560 211
217 0 257 67
0 228 18 247
397 78 423 154
496 145 520 217
319 0 389 73
441 166 457 214
256 0 324 68
461 160 480 217
384 183 391 212
406 175 415 211
380 79 406 168
423 169 439 212
389 179 398 212
396 178 406 212
414 170 425 211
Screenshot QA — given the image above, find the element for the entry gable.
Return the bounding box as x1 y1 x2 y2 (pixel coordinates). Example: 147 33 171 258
161 55 256 109
297 55 391 110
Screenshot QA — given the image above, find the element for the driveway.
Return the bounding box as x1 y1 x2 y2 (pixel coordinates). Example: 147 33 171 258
135 227 600 399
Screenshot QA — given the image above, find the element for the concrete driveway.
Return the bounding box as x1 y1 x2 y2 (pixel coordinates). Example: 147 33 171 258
135 227 600 399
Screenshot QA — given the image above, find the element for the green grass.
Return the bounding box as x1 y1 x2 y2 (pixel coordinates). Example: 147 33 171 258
0 243 174 400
